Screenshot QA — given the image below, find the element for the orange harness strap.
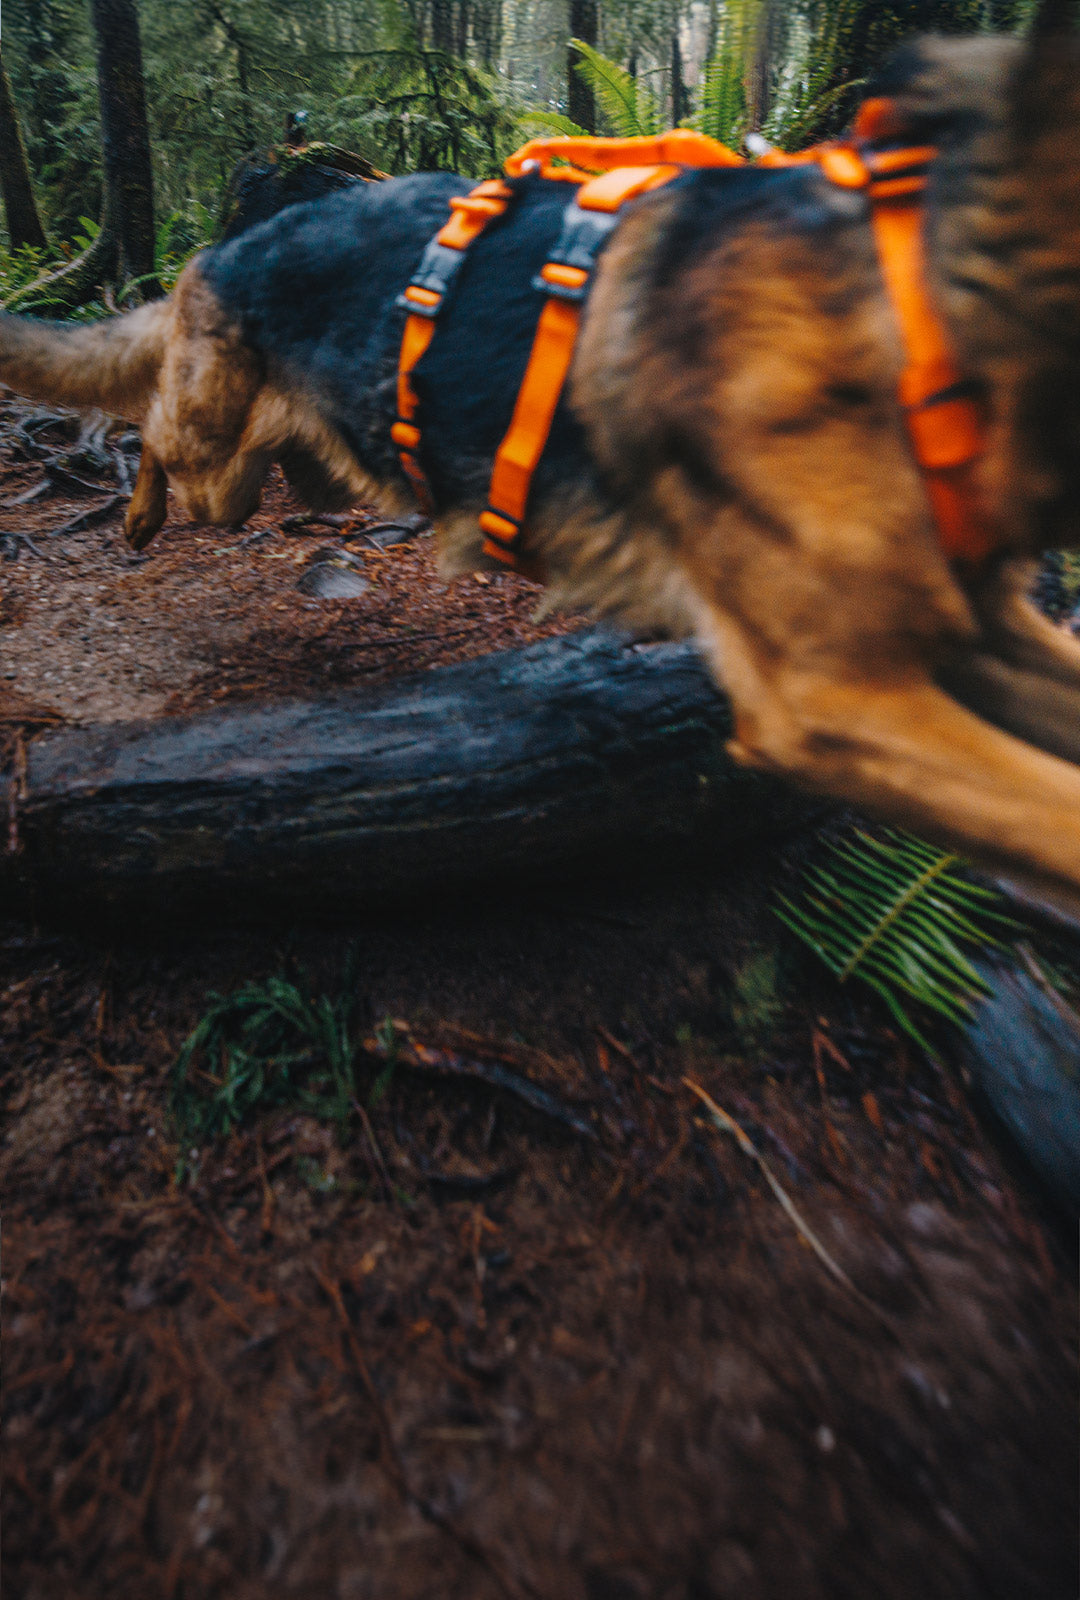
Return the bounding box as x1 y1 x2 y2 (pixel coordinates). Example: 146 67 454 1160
786 108 994 566
481 163 680 566
392 178 513 510
394 111 993 574
854 120 993 566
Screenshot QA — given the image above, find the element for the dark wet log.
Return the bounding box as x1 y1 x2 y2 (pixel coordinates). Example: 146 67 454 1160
1 628 811 921
962 957 1080 1216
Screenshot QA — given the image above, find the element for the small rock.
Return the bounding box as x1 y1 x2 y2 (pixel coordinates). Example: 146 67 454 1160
296 561 370 599
361 517 428 549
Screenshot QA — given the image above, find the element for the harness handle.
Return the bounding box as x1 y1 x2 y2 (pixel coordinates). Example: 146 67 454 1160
504 129 744 183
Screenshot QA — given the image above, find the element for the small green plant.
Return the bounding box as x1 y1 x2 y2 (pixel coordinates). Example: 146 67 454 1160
169 956 368 1174
777 827 1017 1050
730 948 784 1046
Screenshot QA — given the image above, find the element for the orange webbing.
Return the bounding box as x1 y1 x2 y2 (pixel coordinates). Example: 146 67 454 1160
504 129 743 183
394 178 512 509
480 163 684 567
864 189 994 565
480 296 582 563
749 122 993 564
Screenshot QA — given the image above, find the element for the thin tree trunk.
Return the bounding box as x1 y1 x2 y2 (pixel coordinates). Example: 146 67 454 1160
91 0 161 300
474 0 502 67
671 28 685 125
431 0 456 52
568 0 598 133
745 0 777 134
0 52 47 252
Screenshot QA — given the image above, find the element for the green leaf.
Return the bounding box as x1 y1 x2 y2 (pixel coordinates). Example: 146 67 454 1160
569 39 662 139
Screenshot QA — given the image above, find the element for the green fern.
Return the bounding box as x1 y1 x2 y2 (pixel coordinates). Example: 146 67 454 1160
569 37 662 138
777 828 1017 1050
694 0 759 147
764 0 866 149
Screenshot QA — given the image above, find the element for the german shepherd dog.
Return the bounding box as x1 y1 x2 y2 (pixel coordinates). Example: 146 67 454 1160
2 35 1080 906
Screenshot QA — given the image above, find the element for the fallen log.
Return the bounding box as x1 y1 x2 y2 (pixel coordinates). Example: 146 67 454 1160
962 957 1080 1216
5 625 1077 1212
1 627 811 920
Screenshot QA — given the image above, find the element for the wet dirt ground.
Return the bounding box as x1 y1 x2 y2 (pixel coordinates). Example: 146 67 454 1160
2 408 1077 1600
0 401 575 728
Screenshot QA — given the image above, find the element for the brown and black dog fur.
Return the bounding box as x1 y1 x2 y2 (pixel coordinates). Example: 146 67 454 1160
2 34 1080 905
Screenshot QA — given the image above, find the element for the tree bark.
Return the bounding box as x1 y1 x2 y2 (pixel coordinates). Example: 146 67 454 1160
670 28 685 126
431 0 456 53
474 0 502 67
568 0 598 133
89 0 161 299
0 52 47 252
1 629 811 920
745 0 779 134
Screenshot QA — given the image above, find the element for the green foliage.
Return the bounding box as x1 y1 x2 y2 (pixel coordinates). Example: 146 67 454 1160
0 203 208 316
777 828 1017 1050
2 0 1038 256
169 957 376 1176
694 0 757 147
331 44 518 174
567 37 662 137
730 948 784 1046
761 0 868 149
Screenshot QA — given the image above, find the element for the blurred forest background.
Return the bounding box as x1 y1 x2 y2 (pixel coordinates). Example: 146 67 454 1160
0 0 1039 310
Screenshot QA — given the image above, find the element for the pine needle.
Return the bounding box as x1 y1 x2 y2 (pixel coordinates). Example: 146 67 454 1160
684 1078 899 1336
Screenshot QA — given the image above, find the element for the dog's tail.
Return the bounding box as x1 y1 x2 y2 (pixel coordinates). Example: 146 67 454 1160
0 300 169 421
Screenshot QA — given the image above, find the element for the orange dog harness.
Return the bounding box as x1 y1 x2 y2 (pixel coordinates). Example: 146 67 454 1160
394 108 992 573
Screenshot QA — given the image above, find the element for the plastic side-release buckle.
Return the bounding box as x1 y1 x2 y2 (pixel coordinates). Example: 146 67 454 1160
395 239 470 316
531 200 623 300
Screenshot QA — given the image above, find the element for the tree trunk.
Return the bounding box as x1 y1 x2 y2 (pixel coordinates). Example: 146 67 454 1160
431 0 456 53
1 629 811 921
745 0 777 134
568 0 598 133
671 28 685 125
0 52 47 252
474 0 502 68
89 0 161 300
455 0 471 57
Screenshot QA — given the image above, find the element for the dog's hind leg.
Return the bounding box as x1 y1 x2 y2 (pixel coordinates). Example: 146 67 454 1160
125 443 169 550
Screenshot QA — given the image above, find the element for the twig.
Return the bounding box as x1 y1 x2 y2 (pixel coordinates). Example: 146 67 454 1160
6 728 27 856
352 1097 398 1203
594 1026 639 1067
2 529 48 559
51 494 123 536
368 1024 595 1140
683 1078 901 1338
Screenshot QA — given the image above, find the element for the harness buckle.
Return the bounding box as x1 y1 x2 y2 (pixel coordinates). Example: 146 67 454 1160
530 200 623 300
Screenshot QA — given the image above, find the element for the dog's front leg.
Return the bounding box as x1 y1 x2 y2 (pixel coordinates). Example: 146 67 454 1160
972 558 1080 687
720 647 1080 899
125 442 168 551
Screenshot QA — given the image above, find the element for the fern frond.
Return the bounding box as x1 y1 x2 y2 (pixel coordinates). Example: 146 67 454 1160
777 827 1017 1051
569 38 662 138
517 110 590 139
693 0 759 147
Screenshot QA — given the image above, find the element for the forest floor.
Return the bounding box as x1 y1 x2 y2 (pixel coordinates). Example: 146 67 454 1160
2 404 1077 1600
